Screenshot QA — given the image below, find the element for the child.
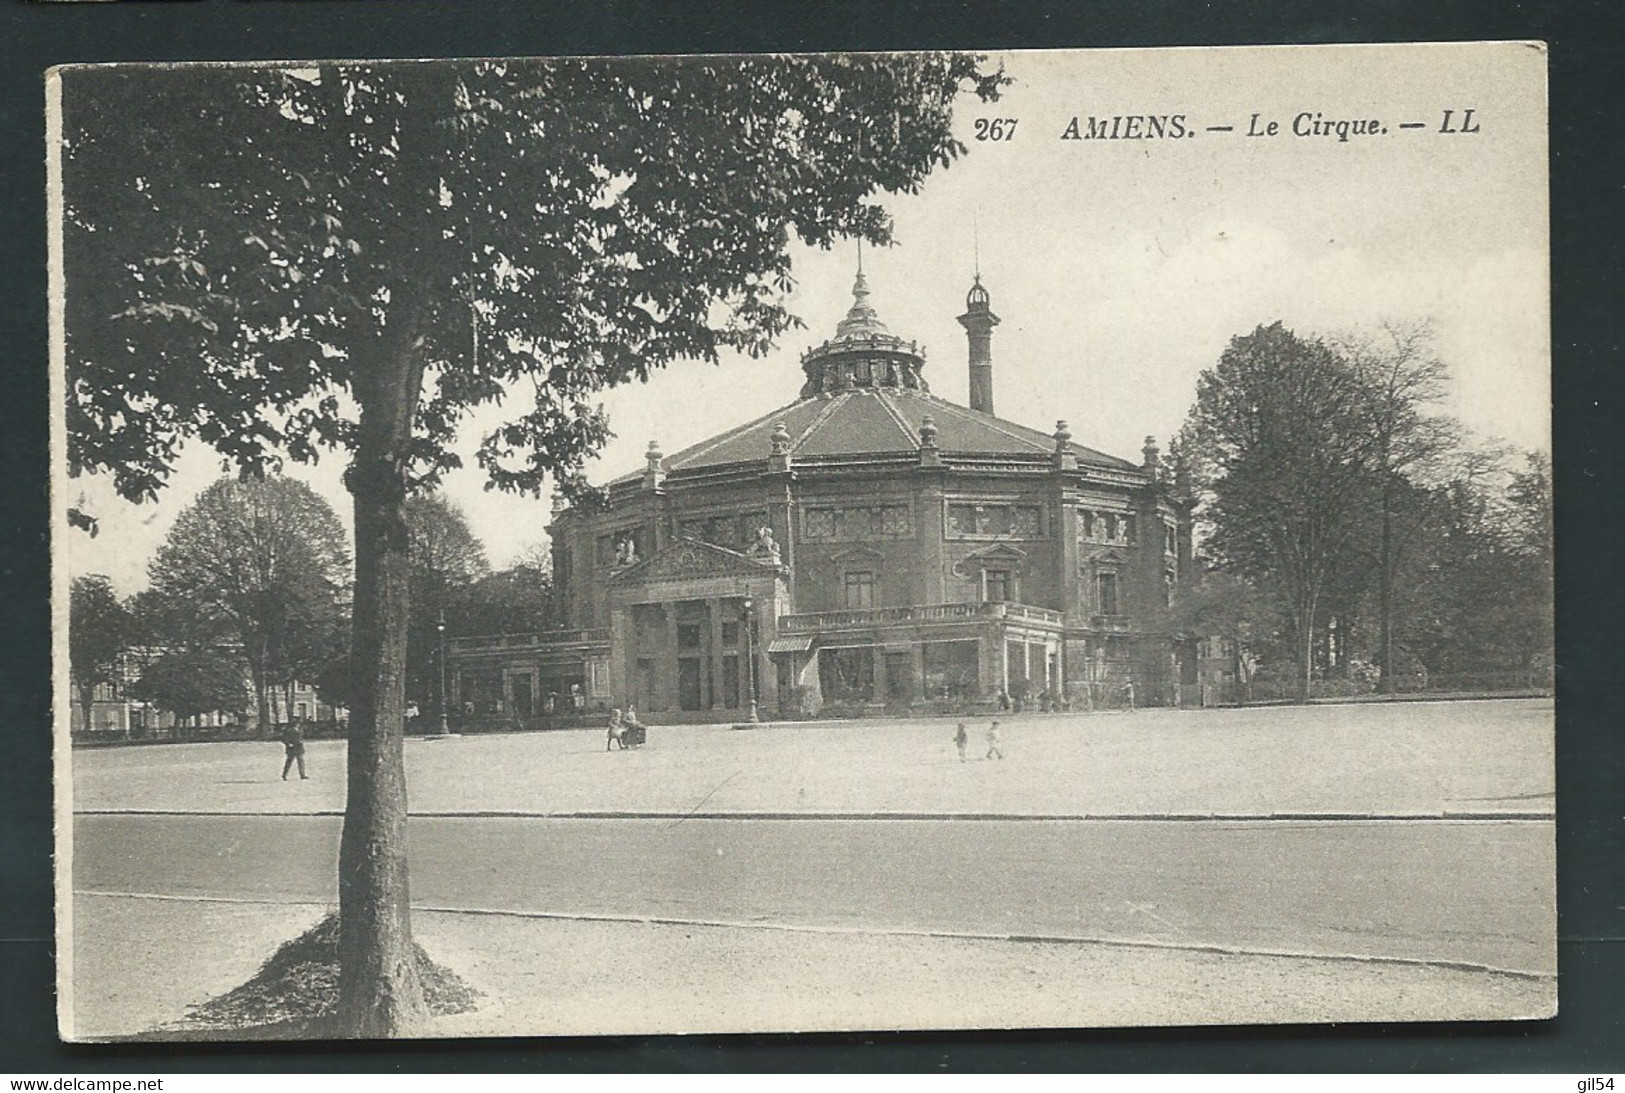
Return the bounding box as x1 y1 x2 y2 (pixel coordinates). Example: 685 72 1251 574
985 720 1004 760
953 722 968 762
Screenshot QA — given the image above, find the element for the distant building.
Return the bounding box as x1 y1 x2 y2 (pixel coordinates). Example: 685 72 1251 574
450 268 1194 722
69 647 342 738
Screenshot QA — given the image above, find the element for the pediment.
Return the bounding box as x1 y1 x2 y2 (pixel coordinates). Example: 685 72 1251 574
608 537 780 585
953 542 1029 578
1081 547 1130 567
962 543 1028 564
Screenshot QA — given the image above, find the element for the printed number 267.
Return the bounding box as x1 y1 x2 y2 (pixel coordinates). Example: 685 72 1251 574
975 118 1018 141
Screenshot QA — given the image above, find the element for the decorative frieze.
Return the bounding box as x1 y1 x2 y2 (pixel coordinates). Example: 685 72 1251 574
802 504 913 541
1079 508 1135 546
677 510 771 553
946 501 1045 540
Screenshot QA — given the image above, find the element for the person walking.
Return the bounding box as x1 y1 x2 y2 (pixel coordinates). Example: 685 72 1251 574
280 717 308 780
953 721 969 762
607 708 625 751
985 720 1004 760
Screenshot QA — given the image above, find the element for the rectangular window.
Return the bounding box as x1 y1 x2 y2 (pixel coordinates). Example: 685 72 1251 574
984 569 1012 603
721 622 740 647
677 623 703 651
1166 523 1179 554
844 570 876 609
1097 572 1120 616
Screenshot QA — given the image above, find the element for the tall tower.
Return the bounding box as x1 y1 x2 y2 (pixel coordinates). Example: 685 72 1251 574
958 274 1000 414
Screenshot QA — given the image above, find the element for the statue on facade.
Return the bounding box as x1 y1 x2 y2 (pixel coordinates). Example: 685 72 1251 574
752 524 781 563
614 537 638 567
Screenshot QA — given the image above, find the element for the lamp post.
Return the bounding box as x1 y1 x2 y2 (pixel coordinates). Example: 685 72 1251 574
741 595 760 723
435 608 451 735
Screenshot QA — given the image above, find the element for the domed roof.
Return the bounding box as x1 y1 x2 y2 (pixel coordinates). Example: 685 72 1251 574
609 270 1138 488
624 388 1135 481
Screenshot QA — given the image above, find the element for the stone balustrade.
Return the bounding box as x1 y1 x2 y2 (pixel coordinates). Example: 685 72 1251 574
778 600 1063 634
450 628 611 653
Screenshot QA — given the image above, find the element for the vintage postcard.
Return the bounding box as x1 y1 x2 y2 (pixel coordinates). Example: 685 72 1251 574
51 42 1552 1039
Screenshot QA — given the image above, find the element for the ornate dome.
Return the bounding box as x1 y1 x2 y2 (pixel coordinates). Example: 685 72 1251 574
799 270 928 398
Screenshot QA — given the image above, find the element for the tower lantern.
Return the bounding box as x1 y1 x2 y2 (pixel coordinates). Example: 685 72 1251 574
958 274 1000 414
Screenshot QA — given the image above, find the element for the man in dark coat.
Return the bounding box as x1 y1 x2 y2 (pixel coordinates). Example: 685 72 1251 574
280 717 309 780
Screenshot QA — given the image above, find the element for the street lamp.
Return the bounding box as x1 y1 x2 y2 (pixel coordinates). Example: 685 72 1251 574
435 608 451 735
741 595 760 723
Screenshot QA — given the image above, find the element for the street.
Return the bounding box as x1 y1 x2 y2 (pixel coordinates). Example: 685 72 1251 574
75 812 1553 974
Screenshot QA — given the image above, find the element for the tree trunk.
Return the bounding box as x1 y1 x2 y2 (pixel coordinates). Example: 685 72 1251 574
334 289 431 1038
252 649 272 738
1296 597 1316 705
1377 478 1395 695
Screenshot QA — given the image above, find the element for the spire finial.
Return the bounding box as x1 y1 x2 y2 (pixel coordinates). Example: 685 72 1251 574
973 210 981 281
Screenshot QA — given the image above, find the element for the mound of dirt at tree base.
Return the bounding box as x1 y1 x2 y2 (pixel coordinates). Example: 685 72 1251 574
143 913 479 1040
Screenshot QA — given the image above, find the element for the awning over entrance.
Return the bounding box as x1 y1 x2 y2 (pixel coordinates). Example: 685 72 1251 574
767 634 815 654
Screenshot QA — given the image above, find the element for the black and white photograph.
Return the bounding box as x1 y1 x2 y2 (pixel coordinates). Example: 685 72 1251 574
51 42 1553 1040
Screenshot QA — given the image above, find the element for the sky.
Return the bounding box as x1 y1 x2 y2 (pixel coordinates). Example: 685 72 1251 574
60 42 1549 596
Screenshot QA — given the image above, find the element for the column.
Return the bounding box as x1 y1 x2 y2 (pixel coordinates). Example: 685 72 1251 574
736 626 752 712
709 598 727 709
910 643 926 704
608 605 630 711
871 645 887 705
977 632 1000 696
662 604 680 712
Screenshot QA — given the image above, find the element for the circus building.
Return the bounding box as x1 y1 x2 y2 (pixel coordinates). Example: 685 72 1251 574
447 269 1195 723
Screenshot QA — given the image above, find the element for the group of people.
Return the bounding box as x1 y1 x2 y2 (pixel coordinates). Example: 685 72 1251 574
997 688 1069 713
606 707 648 751
953 720 1003 762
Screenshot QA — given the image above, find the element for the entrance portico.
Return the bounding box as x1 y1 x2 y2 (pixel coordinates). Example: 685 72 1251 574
606 538 789 718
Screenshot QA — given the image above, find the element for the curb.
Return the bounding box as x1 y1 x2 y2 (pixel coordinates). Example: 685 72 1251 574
76 889 1556 983
74 808 1555 822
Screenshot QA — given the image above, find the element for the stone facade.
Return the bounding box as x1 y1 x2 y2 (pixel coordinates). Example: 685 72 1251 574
449 270 1195 722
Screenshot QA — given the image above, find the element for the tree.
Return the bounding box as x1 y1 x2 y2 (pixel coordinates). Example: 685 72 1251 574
61 55 1005 1035
1170 568 1282 703
69 575 131 734
1337 323 1459 691
1179 322 1377 701
461 558 555 638
405 494 488 718
127 646 250 733
145 476 350 735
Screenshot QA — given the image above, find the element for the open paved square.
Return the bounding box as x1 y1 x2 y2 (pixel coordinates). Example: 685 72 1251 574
73 697 1554 819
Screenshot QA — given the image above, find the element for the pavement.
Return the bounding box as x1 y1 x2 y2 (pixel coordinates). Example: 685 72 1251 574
63 698 1558 1039
72 698 1556 818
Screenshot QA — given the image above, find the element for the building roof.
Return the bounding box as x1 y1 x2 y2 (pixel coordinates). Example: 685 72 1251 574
608 270 1140 487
